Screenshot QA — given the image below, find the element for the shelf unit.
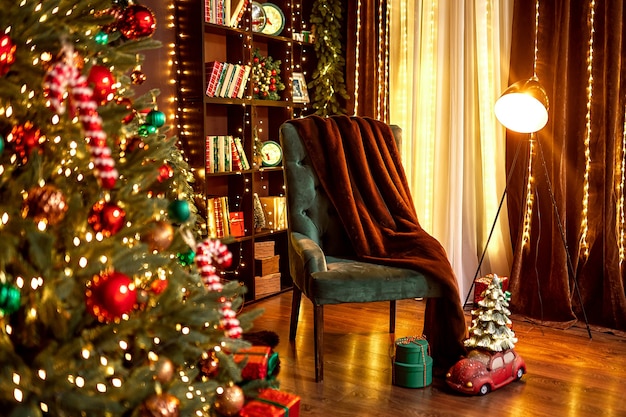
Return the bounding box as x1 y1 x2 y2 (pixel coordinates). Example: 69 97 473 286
175 0 316 302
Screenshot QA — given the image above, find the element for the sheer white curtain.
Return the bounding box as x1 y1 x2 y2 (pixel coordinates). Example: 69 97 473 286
389 0 514 303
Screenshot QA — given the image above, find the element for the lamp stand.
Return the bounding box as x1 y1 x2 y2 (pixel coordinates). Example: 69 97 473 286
464 135 592 339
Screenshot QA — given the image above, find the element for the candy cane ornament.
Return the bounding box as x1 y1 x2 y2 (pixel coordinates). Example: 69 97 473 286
44 58 118 189
195 239 242 338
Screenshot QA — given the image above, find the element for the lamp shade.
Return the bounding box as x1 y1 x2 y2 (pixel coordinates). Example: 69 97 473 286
494 78 549 133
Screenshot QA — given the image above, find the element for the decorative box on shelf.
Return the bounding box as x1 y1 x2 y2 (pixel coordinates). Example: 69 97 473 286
255 254 279 276
254 240 275 258
392 336 433 388
259 196 287 230
255 272 281 298
239 388 301 417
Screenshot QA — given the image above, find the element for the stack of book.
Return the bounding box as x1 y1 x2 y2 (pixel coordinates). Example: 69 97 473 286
205 135 250 174
205 0 249 28
206 197 246 239
205 61 252 99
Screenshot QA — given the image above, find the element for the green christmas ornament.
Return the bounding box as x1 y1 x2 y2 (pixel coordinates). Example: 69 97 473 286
168 199 191 223
0 282 21 315
146 109 166 128
177 249 196 266
94 31 109 45
138 123 158 137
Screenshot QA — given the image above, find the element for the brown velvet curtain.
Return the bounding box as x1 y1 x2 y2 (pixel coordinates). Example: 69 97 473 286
507 0 626 334
345 0 390 119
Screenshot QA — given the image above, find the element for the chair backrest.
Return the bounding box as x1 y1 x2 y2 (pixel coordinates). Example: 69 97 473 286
279 120 402 257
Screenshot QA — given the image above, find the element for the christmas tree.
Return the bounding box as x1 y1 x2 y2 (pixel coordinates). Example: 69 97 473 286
465 274 518 352
0 1 266 416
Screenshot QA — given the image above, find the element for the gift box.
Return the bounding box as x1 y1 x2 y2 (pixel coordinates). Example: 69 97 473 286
392 336 433 388
234 346 272 380
234 346 280 380
473 274 509 305
239 389 300 417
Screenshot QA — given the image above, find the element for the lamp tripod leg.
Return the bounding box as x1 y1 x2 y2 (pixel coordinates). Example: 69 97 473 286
463 138 525 308
536 138 592 339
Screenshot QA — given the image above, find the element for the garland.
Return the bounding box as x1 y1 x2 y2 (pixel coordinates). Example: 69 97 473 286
310 0 349 116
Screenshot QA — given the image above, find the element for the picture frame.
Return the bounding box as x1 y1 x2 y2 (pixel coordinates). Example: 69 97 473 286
292 72 309 103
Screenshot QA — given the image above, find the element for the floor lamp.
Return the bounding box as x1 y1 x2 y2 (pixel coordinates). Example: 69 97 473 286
463 76 592 339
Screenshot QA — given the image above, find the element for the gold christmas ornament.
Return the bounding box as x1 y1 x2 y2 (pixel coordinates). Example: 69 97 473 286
154 357 175 384
143 220 174 252
139 393 180 417
22 185 68 226
214 385 244 417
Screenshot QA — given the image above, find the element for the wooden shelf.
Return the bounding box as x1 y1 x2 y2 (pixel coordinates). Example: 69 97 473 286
175 0 316 301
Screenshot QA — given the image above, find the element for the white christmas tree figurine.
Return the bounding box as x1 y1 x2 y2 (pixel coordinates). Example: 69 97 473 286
465 274 518 352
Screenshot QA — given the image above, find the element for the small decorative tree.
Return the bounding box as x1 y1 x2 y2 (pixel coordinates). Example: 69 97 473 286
465 274 517 352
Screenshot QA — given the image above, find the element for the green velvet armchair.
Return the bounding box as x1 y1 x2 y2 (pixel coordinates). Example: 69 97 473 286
279 119 445 382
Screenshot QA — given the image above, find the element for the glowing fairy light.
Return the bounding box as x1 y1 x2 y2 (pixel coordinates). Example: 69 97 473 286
579 0 595 259
521 136 536 248
354 0 362 114
618 103 626 263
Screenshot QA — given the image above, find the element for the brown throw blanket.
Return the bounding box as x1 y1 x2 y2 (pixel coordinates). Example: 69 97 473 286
290 114 467 370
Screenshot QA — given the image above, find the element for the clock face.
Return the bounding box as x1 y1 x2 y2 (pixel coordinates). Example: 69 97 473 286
261 141 282 167
251 2 266 33
261 3 285 36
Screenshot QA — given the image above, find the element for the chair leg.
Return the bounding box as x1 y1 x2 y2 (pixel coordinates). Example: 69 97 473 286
314 304 324 382
389 300 397 333
289 286 302 341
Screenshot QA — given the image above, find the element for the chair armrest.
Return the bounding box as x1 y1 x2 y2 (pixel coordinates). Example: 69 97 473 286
289 232 328 275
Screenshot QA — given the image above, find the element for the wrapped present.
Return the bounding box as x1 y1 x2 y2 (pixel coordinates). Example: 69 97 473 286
234 346 271 380
392 336 433 388
239 389 300 417
234 346 281 380
473 274 509 305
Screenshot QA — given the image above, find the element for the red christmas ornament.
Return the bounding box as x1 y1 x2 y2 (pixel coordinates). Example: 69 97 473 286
88 200 126 236
157 163 174 182
87 65 116 105
99 6 124 34
118 5 156 40
86 271 137 323
8 121 43 163
0 34 16 76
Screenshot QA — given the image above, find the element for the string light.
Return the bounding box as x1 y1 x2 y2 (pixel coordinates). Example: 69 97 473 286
354 0 362 115
616 105 626 264
578 0 595 259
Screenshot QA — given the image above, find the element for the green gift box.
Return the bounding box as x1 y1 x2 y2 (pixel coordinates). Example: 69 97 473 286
392 336 433 388
395 336 429 364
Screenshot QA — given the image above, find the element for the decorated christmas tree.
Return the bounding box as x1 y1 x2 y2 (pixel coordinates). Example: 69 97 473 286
0 1 267 416
465 274 518 352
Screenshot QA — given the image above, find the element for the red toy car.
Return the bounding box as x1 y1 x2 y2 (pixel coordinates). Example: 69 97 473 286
446 349 526 395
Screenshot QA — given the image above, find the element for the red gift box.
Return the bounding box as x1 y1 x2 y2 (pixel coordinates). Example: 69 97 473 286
473 274 509 305
234 346 271 380
239 389 300 417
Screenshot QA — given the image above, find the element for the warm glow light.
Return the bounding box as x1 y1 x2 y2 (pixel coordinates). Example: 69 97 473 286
494 78 549 133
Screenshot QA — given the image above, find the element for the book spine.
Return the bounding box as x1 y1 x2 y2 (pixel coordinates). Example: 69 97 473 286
230 136 243 170
236 65 251 99
205 61 223 97
214 197 224 238
234 137 250 170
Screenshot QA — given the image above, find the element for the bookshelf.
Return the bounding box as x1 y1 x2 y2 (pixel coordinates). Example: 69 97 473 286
175 0 316 301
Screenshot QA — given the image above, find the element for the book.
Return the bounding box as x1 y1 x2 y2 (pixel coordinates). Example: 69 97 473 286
229 211 245 237
226 64 242 98
219 63 237 98
205 61 224 97
230 136 243 170
236 64 251 99
230 0 249 28
205 135 215 173
234 137 250 170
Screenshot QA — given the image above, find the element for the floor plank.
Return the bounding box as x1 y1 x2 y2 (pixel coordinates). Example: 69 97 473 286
244 291 626 417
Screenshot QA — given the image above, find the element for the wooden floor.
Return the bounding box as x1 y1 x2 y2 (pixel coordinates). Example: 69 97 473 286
243 290 626 417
